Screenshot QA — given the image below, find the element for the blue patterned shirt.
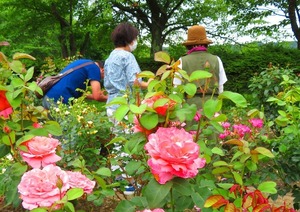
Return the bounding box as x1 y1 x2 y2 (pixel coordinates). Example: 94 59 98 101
104 49 141 110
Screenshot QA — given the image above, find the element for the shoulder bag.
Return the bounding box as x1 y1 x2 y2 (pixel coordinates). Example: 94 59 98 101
36 61 94 99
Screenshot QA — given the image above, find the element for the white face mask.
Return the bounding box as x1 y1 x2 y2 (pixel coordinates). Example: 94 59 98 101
129 40 137 52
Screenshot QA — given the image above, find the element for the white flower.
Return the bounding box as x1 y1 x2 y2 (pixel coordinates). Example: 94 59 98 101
65 111 70 115
55 108 60 112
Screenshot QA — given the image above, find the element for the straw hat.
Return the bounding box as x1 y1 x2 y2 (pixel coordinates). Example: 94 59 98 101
182 25 213 46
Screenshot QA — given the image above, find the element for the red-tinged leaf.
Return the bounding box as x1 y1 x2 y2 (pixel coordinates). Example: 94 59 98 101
224 203 237 212
204 195 223 207
224 139 244 146
242 195 253 209
156 64 169 76
253 204 272 212
212 198 229 209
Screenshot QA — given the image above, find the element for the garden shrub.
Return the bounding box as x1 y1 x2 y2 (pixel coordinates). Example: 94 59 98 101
266 75 300 209
0 49 297 211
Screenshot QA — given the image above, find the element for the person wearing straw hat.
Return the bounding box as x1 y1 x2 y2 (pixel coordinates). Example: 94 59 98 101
174 25 227 109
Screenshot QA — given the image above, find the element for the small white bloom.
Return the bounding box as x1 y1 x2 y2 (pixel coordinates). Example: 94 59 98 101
65 111 70 115
55 108 60 112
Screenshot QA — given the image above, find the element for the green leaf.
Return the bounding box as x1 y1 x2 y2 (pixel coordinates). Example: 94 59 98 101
161 70 171 81
212 167 230 174
232 171 243 185
184 83 197 96
153 98 169 108
43 121 62 136
143 179 172 208
125 161 142 176
137 71 155 78
189 70 212 81
64 202 75 212
218 91 247 108
154 51 171 64
16 134 35 146
129 104 147 114
140 113 158 130
0 144 10 157
129 197 149 209
95 167 111 177
203 99 221 118
30 208 48 212
246 160 257 171
213 161 229 167
115 200 135 212
9 60 23 74
254 147 275 158
211 147 225 156
216 183 234 190
257 181 277 194
105 97 128 106
24 67 34 82
115 105 130 121
173 178 193 196
10 162 27 176
66 188 84 201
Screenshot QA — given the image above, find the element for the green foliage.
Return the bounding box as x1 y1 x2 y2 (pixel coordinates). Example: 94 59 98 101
0 51 62 206
209 43 300 93
248 66 300 121
265 75 300 208
49 97 112 171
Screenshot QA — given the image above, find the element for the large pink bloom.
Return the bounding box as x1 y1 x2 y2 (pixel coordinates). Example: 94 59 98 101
19 136 61 168
66 171 96 194
17 164 70 210
144 127 206 184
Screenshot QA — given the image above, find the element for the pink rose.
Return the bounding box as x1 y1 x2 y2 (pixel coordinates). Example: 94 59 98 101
19 136 61 168
249 118 263 128
137 209 165 212
18 164 70 210
233 124 251 139
66 171 96 194
144 127 206 184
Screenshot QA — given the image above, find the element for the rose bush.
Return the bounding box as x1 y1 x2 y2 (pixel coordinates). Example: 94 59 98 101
0 49 297 211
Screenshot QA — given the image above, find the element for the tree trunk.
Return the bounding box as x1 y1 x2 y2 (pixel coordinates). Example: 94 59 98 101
288 0 300 49
150 26 164 57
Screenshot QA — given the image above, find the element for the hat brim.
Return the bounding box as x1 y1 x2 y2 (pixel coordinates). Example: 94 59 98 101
182 39 213 46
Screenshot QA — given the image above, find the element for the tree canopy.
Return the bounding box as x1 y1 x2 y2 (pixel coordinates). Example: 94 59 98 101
0 0 298 63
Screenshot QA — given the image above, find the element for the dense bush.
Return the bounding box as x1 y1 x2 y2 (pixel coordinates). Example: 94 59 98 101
137 43 300 94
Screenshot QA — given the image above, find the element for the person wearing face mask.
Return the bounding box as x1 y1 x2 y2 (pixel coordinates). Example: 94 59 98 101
104 22 152 119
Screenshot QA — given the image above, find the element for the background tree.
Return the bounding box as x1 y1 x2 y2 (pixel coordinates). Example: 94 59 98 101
224 0 300 49
0 0 113 60
110 0 229 56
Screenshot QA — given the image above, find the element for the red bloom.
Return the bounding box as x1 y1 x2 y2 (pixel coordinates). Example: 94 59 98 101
0 90 13 119
142 93 176 116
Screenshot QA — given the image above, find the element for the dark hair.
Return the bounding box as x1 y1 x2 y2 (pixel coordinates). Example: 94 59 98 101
111 22 139 47
95 60 104 68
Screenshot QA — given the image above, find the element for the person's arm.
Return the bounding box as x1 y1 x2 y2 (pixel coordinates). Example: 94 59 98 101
86 80 107 102
217 57 227 93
